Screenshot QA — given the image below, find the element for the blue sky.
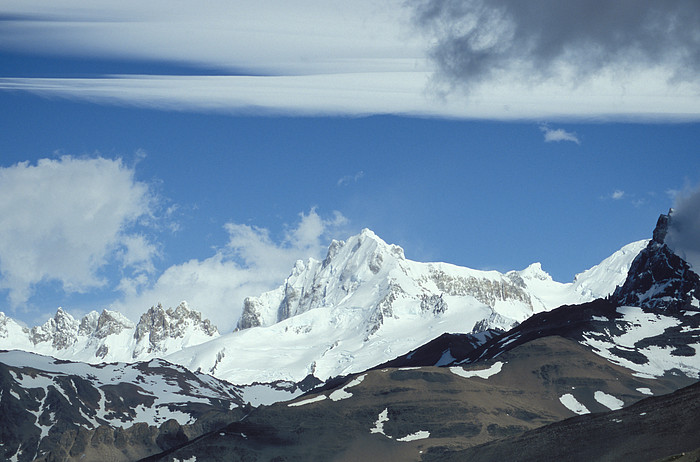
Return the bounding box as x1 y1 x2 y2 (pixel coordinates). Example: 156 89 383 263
1 0 699 331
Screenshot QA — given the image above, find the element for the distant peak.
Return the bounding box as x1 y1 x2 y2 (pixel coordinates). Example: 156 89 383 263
520 262 552 281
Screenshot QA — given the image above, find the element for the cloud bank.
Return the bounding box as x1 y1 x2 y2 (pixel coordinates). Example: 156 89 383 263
113 209 349 332
0 156 156 307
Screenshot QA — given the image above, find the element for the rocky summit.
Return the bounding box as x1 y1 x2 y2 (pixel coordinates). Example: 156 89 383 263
0 301 219 364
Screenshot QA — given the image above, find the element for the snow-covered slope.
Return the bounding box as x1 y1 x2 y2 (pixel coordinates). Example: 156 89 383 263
0 350 244 461
0 229 644 385
0 302 218 364
166 230 644 384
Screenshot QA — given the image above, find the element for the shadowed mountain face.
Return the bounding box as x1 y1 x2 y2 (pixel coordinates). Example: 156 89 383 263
142 335 693 462
423 379 700 462
144 213 700 462
0 351 246 462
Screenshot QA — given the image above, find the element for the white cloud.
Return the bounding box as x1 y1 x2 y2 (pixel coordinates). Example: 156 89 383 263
612 190 625 200
0 156 156 307
112 209 348 332
540 125 581 144
1 71 697 120
0 0 422 76
337 171 365 186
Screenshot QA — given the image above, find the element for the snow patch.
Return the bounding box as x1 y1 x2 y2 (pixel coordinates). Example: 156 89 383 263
370 408 390 437
581 306 700 378
397 430 430 442
636 387 653 395
559 394 590 415
287 395 327 407
450 361 504 379
594 391 625 410
434 350 456 366
240 384 302 407
329 374 366 401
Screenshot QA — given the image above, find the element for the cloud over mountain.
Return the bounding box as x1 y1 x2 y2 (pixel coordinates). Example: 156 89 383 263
112 209 348 332
667 184 700 270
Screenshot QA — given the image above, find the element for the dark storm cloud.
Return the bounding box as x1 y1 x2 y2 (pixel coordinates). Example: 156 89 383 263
409 0 700 89
667 187 700 271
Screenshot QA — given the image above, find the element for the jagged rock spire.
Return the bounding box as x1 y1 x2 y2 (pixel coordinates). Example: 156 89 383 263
612 211 700 312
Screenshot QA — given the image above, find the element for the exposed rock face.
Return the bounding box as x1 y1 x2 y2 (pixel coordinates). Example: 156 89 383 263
426 269 533 309
0 351 244 462
236 229 580 338
30 308 80 350
0 303 219 364
134 302 218 357
612 212 700 313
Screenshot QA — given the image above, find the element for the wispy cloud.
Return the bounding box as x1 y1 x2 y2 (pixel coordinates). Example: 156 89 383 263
540 125 581 144
111 209 349 331
0 156 157 308
611 190 625 200
0 2 698 120
338 171 365 186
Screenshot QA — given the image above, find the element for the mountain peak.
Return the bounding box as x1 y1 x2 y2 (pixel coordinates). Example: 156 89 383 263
133 301 219 358
519 262 552 281
652 210 671 244
612 213 700 312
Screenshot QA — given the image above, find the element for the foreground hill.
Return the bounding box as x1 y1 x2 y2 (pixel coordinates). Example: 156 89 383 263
145 335 693 462
0 351 316 462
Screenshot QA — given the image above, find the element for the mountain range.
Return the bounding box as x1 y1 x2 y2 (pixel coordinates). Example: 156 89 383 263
1 229 646 384
1 211 699 461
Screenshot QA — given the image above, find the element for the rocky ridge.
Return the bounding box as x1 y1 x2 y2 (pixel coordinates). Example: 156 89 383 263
237 229 645 336
165 230 645 384
0 350 245 462
0 302 219 364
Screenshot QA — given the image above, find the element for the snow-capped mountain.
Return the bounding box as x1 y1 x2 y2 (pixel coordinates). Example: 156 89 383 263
0 229 645 385
166 229 645 384
238 229 646 332
393 212 700 381
0 302 218 364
